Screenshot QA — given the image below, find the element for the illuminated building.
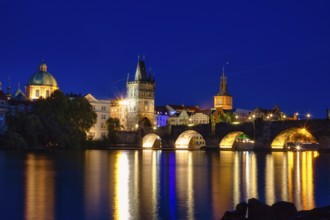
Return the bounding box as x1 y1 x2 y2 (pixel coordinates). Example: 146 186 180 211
167 109 191 126
249 105 284 121
234 108 252 123
26 61 59 100
190 109 212 125
154 106 169 127
110 98 127 130
166 105 213 126
126 58 155 130
85 93 110 139
214 67 233 110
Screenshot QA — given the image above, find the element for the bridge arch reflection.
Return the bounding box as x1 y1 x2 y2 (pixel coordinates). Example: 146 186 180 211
142 133 162 148
175 130 205 149
271 127 318 149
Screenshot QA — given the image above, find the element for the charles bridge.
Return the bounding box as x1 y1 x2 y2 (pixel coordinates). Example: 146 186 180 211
115 119 330 150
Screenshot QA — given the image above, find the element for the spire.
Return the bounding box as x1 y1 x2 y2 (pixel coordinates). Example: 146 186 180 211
7 76 11 98
219 66 229 96
134 56 147 81
39 60 47 72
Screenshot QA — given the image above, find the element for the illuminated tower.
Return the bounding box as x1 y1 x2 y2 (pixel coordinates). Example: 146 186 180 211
214 67 233 110
126 58 155 130
26 61 59 100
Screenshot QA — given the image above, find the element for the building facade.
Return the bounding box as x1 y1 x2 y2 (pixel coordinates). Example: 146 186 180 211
26 61 59 100
214 67 233 110
85 94 110 140
190 110 212 125
126 59 155 130
110 98 127 130
154 106 169 128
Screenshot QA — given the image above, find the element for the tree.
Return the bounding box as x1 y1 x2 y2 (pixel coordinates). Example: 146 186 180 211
106 117 121 144
32 90 97 148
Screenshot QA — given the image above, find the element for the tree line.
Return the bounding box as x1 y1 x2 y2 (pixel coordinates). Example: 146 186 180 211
0 90 97 149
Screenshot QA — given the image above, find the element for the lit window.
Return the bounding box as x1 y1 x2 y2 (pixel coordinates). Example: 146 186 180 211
35 90 40 97
46 90 50 97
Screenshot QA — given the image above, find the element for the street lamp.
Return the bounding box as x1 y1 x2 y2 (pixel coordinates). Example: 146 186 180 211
283 114 287 120
306 113 311 120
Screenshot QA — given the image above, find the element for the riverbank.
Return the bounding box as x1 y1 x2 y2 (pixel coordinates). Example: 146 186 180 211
221 198 330 220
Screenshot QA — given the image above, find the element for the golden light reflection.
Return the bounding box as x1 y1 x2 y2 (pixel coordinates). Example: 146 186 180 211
25 154 55 220
140 150 160 218
232 152 258 203
246 152 258 200
187 152 194 220
113 152 130 220
264 151 316 210
233 152 240 205
265 154 275 205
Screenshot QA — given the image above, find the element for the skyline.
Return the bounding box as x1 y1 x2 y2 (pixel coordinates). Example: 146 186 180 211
1 0 330 118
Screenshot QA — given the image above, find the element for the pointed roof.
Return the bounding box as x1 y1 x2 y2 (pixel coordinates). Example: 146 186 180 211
134 60 148 81
12 92 28 102
218 66 230 96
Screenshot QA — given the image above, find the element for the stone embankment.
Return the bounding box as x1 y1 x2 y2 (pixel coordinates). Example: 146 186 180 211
221 198 330 220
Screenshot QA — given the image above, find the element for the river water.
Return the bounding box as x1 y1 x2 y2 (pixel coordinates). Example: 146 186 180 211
0 150 329 220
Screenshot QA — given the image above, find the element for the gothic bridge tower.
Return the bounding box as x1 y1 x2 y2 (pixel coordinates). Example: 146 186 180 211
214 66 233 110
126 58 155 130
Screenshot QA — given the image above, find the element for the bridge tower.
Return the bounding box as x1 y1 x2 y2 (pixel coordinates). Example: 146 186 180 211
214 66 233 110
126 57 156 131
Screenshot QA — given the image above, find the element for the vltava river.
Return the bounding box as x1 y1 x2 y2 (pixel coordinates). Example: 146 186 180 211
0 150 329 219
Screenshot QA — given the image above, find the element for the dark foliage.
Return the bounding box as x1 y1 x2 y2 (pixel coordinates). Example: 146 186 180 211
2 90 96 149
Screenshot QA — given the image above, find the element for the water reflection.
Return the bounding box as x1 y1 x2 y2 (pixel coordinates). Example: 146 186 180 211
19 150 321 219
264 152 316 210
114 152 130 220
24 154 55 220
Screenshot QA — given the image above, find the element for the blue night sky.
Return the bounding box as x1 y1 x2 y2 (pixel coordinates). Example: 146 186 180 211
0 0 329 118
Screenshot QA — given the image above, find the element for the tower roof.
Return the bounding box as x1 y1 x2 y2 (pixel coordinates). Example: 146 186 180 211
217 66 230 96
134 60 148 81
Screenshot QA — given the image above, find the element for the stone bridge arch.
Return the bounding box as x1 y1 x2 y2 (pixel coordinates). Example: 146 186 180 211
271 127 318 149
175 130 205 149
142 133 162 148
219 131 254 149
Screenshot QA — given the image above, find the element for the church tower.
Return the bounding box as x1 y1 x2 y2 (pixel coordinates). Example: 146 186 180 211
126 57 155 130
214 67 233 110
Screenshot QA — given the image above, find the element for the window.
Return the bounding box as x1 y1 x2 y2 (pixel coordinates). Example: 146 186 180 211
101 132 106 137
101 123 105 128
35 90 40 97
101 106 106 111
46 90 50 97
101 115 106 119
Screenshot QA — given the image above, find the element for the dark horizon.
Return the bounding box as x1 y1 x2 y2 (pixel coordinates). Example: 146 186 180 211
1 0 329 118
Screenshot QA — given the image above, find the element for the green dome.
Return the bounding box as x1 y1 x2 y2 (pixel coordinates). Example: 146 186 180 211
27 62 58 87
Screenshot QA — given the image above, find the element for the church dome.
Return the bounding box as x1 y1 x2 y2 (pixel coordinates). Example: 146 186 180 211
27 62 58 87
